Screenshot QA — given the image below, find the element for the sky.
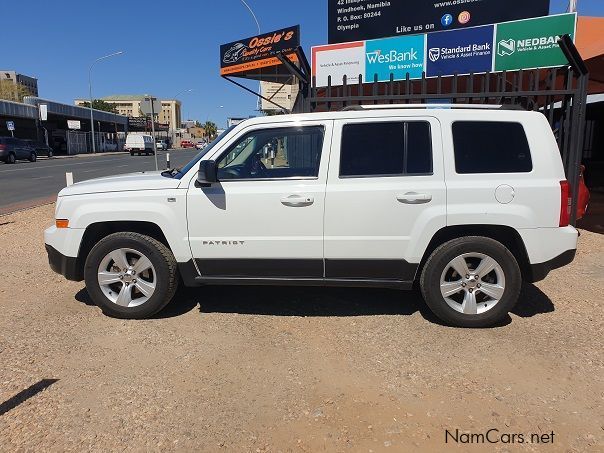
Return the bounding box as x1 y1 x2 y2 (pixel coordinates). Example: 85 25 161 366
3 0 603 127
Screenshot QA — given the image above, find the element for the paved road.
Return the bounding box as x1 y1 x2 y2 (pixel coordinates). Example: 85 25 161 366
0 149 200 213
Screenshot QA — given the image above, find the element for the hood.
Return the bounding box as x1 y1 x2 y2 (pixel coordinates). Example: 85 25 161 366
59 171 182 197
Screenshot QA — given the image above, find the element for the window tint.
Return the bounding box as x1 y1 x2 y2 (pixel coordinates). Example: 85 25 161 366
217 126 324 180
453 121 532 174
339 122 432 177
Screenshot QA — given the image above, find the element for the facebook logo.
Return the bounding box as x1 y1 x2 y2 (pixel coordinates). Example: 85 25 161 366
441 14 453 27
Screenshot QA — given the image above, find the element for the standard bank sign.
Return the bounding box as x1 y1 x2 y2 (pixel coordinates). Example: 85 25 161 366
427 25 494 77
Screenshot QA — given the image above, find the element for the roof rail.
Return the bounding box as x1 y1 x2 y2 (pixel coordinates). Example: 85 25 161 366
340 104 522 111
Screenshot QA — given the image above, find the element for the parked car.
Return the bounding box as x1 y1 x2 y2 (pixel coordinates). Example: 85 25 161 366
576 165 590 220
23 139 54 158
180 140 195 148
156 140 168 151
195 141 207 150
125 134 155 156
0 137 37 163
45 105 579 327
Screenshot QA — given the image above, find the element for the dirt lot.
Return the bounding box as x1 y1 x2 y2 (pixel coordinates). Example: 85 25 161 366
0 205 602 452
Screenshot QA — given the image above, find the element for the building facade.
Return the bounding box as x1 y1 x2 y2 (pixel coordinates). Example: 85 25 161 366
0 70 39 97
74 95 182 131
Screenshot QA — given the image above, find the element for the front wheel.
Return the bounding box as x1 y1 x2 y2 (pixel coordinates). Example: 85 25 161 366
29 151 37 162
84 232 179 319
420 236 521 328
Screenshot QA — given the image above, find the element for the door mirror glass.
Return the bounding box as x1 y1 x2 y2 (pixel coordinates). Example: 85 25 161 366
197 160 218 185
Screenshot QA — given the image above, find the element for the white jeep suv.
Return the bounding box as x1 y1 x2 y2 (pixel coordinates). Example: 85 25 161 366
45 105 578 327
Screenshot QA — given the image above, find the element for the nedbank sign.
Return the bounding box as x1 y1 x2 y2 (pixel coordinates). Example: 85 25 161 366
494 14 576 71
312 13 576 87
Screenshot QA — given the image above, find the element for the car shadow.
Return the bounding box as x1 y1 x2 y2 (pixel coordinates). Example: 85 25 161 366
74 282 555 326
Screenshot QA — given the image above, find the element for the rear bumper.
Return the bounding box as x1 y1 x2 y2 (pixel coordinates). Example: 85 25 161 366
46 244 83 281
528 249 576 283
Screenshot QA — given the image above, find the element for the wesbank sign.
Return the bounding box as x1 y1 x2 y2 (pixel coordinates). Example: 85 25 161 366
312 13 576 87
365 35 425 81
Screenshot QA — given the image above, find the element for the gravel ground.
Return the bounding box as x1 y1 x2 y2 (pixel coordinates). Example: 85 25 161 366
0 205 602 452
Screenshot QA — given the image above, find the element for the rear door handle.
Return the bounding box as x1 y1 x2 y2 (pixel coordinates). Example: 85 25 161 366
280 194 314 207
396 192 433 204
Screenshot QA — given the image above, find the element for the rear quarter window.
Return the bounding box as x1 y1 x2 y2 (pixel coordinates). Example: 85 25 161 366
452 121 532 174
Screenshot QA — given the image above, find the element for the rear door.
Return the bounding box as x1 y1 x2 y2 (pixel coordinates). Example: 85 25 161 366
323 116 446 282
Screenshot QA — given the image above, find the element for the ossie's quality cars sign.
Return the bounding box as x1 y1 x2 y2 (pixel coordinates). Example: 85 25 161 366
220 26 300 76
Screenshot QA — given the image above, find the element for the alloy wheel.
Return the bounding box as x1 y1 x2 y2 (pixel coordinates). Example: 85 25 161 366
97 248 156 308
439 253 506 315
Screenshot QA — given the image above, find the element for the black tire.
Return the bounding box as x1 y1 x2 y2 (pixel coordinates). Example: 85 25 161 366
47 150 53 158
130 152 134 156
29 151 37 162
84 232 179 319
420 236 522 328
7 153 16 164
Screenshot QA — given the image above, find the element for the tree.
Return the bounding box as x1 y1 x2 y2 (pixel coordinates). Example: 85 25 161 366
0 79 32 102
203 121 218 140
79 99 118 114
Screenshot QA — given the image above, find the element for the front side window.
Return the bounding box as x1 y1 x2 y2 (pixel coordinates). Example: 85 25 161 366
339 121 432 177
217 126 324 180
453 121 532 174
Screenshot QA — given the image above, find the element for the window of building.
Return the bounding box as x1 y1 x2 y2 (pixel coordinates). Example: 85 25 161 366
452 121 532 174
217 126 324 180
339 121 432 177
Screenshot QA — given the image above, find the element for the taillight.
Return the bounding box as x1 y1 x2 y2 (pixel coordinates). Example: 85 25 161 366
559 180 571 227
0 144 5 151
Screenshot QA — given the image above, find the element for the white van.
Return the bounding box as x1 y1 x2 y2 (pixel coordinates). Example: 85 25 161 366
125 134 155 156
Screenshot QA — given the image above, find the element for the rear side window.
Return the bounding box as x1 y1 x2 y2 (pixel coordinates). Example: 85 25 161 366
452 121 532 174
340 121 432 177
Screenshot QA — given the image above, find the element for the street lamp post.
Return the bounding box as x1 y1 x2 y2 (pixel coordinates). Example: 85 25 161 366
88 51 124 153
239 1 262 111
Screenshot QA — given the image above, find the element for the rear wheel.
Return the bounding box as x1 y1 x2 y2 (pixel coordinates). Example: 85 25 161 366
420 236 521 328
28 151 37 162
47 150 53 158
84 232 179 319
7 153 16 164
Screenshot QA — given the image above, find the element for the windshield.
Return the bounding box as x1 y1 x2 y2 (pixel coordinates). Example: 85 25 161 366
173 126 236 179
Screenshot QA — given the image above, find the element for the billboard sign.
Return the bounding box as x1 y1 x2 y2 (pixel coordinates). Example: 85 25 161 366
426 25 494 77
328 0 550 44
220 25 300 77
494 14 576 71
67 120 81 130
365 34 425 82
313 13 576 87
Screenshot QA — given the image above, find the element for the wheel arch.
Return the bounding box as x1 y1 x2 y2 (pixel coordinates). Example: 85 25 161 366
416 225 532 283
77 221 171 277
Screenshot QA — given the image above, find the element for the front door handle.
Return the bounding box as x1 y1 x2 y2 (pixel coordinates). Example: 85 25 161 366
280 194 314 207
396 192 433 204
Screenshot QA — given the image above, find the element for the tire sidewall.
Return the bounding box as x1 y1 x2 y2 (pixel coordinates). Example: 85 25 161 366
84 234 174 319
421 237 521 328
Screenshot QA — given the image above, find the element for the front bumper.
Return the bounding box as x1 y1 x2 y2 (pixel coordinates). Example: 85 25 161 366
528 249 576 283
46 244 83 281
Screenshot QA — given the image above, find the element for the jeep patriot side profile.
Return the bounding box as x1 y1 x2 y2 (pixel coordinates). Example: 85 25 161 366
45 105 578 327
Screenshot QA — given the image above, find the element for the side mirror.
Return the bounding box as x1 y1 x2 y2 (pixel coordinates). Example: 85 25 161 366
196 160 218 187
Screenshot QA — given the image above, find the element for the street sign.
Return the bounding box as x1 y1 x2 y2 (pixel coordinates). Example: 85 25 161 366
140 97 162 116
39 104 48 121
67 120 81 130
6 121 14 131
328 0 550 43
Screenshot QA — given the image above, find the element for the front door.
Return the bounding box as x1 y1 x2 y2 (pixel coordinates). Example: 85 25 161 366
187 120 332 279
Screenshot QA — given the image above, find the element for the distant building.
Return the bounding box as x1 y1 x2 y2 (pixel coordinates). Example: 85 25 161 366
0 70 39 96
181 119 196 129
74 95 182 131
